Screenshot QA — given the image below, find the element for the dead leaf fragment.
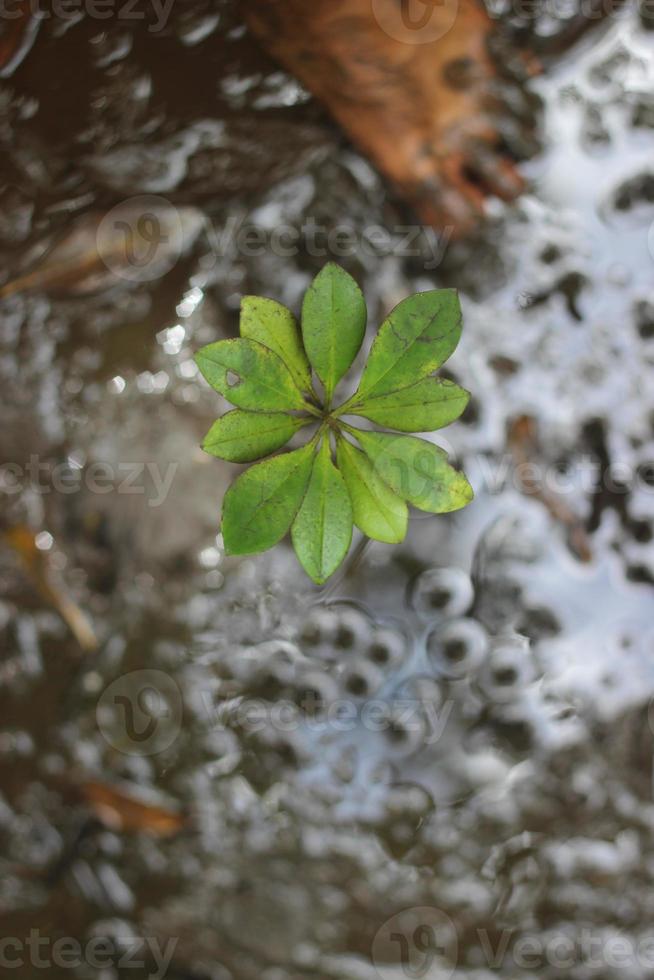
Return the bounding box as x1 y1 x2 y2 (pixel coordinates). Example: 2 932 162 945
508 415 592 562
79 781 186 837
0 204 204 298
3 525 98 651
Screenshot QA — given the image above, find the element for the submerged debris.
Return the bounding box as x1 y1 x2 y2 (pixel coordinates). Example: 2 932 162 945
0 203 205 299
76 781 186 837
3 525 98 652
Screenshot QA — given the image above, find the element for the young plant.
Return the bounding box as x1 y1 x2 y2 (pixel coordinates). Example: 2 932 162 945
196 263 473 584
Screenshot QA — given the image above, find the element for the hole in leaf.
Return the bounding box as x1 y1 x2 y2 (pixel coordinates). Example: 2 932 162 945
226 370 241 388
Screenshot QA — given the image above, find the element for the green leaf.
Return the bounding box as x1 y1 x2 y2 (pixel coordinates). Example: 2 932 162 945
301 263 366 403
291 439 353 584
336 436 408 544
355 289 462 398
202 410 309 463
221 441 316 555
195 338 308 412
346 377 469 432
240 296 313 394
352 429 473 514
196 267 473 581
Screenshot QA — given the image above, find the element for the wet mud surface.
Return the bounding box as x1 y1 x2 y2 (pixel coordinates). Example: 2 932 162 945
1 3 654 979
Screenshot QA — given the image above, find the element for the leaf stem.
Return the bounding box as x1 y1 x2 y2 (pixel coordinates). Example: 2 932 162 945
331 393 362 418
338 421 361 439
315 534 372 602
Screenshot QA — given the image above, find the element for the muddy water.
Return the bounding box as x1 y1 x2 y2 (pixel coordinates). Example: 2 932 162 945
1 4 654 980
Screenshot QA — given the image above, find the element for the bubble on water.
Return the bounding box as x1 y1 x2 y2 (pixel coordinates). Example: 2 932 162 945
477 635 535 705
427 618 489 679
365 627 408 669
332 605 374 650
410 567 474 620
340 659 384 700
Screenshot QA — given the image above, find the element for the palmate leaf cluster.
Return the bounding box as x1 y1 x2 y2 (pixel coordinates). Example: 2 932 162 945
195 263 473 584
